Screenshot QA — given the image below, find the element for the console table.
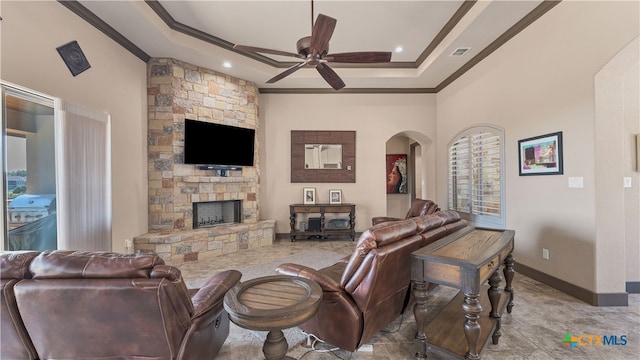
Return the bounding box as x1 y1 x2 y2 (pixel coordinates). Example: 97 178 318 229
411 226 515 360
289 203 356 241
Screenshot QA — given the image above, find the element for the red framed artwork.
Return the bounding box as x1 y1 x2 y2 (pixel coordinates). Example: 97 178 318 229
386 154 408 194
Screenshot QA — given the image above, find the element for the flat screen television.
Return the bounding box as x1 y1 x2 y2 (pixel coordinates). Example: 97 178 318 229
184 119 255 167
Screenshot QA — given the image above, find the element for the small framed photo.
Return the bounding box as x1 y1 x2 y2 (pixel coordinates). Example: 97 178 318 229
518 131 563 176
303 187 316 205
329 189 342 204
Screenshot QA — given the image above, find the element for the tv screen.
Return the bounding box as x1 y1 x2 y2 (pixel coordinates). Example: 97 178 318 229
184 119 255 167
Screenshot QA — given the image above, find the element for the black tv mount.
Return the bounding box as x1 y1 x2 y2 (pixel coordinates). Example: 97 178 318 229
198 165 242 177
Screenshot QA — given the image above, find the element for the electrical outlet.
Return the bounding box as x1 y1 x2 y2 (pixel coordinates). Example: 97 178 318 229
542 248 549 260
568 177 584 188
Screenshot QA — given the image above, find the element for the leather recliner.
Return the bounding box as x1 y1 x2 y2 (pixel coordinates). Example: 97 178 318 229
3 250 241 360
276 210 465 352
371 198 440 226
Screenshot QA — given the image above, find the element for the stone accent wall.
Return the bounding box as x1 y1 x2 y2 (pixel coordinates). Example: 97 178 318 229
137 58 273 264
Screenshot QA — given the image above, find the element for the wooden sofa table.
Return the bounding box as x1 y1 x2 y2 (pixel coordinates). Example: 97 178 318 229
223 275 322 360
289 203 356 241
411 226 515 360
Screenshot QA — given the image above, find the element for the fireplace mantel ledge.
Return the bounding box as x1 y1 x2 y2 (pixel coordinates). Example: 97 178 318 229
183 176 257 183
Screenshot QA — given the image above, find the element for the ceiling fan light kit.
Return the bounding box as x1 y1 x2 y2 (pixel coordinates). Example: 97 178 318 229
233 2 391 90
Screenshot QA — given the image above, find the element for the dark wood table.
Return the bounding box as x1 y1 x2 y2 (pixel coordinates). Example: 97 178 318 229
289 204 356 241
411 226 515 360
223 275 322 360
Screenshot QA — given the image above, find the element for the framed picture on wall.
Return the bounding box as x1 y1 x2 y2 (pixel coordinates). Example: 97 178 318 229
386 154 408 193
518 131 563 176
329 189 342 204
303 187 316 204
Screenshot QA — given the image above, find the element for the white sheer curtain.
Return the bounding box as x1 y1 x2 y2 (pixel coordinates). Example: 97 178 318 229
56 100 111 250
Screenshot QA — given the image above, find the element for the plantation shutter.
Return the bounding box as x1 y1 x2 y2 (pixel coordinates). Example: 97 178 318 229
470 132 501 218
448 126 504 228
448 136 470 212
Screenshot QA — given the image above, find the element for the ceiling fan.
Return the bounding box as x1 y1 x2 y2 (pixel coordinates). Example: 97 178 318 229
233 1 392 90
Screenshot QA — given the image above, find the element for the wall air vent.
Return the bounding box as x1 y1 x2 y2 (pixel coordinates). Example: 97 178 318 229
450 47 471 57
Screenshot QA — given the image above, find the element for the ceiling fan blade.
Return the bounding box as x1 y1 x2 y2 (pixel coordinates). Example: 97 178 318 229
266 62 308 83
316 63 345 90
233 44 304 59
310 14 337 56
325 51 392 63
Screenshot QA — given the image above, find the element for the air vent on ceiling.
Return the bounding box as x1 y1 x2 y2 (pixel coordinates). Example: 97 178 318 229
450 47 471 57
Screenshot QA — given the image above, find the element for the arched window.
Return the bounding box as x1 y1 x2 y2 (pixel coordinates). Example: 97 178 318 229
448 125 505 228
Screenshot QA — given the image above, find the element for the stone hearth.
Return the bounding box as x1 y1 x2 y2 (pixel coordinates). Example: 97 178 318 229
134 220 275 264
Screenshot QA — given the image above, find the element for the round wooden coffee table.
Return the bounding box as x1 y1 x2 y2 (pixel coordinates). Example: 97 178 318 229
224 275 322 360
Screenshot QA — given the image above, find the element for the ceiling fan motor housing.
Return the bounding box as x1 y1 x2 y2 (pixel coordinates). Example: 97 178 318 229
296 36 328 58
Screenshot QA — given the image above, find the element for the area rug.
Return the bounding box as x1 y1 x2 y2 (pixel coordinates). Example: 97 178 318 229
231 249 346 346
237 249 345 281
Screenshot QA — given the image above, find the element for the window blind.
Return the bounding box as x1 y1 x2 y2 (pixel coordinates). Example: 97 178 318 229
448 127 504 228
448 136 470 212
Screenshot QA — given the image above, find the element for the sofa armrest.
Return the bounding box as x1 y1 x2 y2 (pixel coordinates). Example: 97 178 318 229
190 270 241 320
276 263 341 292
371 216 401 226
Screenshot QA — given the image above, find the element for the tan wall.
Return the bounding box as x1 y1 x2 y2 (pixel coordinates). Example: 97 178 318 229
595 37 640 292
1 1 148 252
259 94 437 234
436 1 639 293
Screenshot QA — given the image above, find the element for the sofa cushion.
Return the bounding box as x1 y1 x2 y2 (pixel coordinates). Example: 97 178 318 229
29 251 165 279
341 219 417 287
435 210 462 224
412 215 445 234
404 199 438 218
363 218 418 247
0 251 39 279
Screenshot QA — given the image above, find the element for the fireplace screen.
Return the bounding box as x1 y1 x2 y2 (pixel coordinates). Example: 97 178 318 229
193 200 241 228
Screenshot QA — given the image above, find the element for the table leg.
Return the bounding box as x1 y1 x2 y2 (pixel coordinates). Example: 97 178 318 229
263 329 290 360
503 253 515 313
413 280 429 360
289 213 296 242
462 293 482 360
488 270 503 345
349 211 356 241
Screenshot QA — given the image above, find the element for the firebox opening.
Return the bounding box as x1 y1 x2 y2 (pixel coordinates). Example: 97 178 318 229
193 200 242 229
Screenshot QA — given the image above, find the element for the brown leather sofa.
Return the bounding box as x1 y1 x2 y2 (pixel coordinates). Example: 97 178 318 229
1 250 240 360
276 210 465 352
371 198 440 225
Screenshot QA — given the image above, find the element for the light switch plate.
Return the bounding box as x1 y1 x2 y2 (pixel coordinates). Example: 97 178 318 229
624 177 632 188
568 177 584 188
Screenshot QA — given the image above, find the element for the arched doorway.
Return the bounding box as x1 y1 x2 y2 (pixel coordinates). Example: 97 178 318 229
383 131 435 219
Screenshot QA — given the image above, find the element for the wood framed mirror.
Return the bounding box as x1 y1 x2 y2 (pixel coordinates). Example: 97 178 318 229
291 130 355 183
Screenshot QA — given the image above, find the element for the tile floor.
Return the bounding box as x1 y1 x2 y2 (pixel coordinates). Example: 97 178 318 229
178 239 639 360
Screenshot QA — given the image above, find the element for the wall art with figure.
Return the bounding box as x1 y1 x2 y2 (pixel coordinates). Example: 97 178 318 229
386 154 408 194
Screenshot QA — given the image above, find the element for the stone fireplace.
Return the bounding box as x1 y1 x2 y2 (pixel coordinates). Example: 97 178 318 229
193 200 241 228
133 58 275 264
